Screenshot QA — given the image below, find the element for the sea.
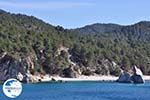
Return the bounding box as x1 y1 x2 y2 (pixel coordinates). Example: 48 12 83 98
0 81 150 100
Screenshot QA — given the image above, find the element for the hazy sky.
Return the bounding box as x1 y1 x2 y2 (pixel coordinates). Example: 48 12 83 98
0 0 150 28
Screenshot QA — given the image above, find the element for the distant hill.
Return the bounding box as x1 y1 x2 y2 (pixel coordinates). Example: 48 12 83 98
73 23 122 34
0 9 150 82
73 21 150 42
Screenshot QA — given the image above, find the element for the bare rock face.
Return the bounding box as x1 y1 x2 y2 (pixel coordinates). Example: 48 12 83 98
130 66 144 84
26 73 40 83
0 53 24 81
133 65 143 76
62 65 80 78
17 72 24 81
0 52 35 83
95 59 121 76
25 56 35 70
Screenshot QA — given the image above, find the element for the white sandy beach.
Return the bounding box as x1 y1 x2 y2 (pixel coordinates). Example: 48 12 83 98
52 75 118 82
37 75 150 82
143 75 150 81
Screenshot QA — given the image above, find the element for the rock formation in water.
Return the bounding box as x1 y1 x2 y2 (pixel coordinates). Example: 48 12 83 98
117 71 131 83
130 66 145 84
117 65 145 84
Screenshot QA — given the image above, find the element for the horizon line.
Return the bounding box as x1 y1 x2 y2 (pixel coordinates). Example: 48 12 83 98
1 8 150 29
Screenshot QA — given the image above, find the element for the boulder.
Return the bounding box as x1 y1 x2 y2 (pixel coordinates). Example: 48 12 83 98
17 72 24 81
131 66 144 84
130 75 144 84
117 66 145 84
26 73 39 83
117 71 131 83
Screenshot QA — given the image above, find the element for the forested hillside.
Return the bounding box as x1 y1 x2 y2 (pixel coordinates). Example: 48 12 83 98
0 9 150 82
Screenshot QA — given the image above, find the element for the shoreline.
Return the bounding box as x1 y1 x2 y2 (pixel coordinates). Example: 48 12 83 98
143 75 150 81
51 75 118 82
0 75 149 84
38 75 150 83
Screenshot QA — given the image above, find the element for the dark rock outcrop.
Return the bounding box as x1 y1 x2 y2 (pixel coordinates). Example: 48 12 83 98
0 52 35 83
0 54 24 82
117 66 145 84
62 65 80 78
130 66 145 84
130 75 144 84
117 71 131 83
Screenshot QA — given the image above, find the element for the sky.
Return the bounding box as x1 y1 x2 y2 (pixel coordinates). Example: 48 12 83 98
0 0 150 28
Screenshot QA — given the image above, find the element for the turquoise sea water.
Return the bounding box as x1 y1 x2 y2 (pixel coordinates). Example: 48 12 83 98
0 81 150 100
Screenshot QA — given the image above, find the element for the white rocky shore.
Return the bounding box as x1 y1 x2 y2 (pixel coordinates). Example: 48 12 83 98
52 75 118 82
24 74 150 83
143 76 150 81
26 75 118 83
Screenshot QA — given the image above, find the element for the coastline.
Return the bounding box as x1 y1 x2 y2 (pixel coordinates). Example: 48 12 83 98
143 76 150 81
51 75 118 82
0 75 149 84
37 75 150 83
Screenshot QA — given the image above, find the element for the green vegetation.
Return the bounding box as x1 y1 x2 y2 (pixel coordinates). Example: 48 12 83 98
0 9 150 75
